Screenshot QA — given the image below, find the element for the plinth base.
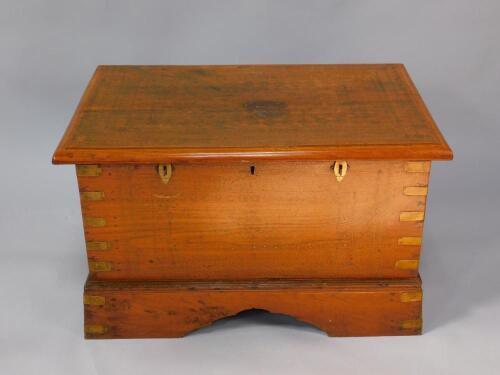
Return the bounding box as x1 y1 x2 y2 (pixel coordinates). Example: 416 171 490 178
84 277 422 339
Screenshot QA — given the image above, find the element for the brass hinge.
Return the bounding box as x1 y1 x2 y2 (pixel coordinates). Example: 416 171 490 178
331 161 348 182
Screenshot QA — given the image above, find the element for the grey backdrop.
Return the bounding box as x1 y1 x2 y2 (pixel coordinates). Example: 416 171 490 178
1 1 499 374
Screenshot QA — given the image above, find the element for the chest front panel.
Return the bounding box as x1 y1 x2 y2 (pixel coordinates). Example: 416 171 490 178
77 160 430 281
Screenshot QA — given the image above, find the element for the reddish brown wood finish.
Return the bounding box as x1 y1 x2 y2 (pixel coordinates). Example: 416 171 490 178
78 161 429 281
84 277 422 338
53 64 453 338
53 65 452 164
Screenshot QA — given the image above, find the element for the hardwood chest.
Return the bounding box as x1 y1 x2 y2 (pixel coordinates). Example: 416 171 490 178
53 64 452 338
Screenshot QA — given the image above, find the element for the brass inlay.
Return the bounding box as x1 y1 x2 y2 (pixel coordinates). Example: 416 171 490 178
76 165 102 177
403 186 428 196
89 261 113 272
398 237 422 246
86 241 110 251
331 161 348 182
400 291 423 303
85 325 108 335
395 260 419 270
401 319 422 329
158 164 172 184
400 211 425 222
405 162 428 173
80 191 105 201
84 295 106 306
84 217 106 227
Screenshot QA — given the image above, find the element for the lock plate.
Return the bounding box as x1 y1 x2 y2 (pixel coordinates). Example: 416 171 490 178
332 161 348 182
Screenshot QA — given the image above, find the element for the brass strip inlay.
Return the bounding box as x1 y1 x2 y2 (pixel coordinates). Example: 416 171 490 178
80 191 105 201
398 237 422 246
400 291 423 303
405 162 428 173
401 319 422 329
85 325 108 335
84 295 106 306
400 211 425 222
84 217 106 227
89 261 113 272
403 186 428 196
86 241 110 251
395 260 419 270
76 165 102 177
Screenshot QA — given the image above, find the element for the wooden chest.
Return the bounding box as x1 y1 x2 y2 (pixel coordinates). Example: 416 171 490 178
53 64 452 338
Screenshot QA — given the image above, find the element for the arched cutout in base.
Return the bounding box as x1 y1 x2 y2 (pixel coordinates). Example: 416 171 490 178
84 278 422 338
187 308 325 336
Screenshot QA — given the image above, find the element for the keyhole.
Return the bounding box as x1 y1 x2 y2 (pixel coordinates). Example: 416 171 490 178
338 164 343 175
250 165 255 175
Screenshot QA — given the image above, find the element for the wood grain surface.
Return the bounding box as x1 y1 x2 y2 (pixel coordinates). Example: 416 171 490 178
53 64 452 164
78 161 430 281
84 277 423 338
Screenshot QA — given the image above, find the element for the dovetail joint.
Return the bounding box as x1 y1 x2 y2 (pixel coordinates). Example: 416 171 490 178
400 291 423 303
395 260 419 270
84 217 106 227
398 237 422 246
86 241 110 251
405 162 428 173
403 186 428 196
400 211 425 222
76 165 102 177
84 295 106 306
80 191 105 201
401 319 422 329
84 325 108 335
89 261 113 272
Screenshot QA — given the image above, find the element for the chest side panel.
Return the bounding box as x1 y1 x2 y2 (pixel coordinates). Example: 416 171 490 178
77 160 430 280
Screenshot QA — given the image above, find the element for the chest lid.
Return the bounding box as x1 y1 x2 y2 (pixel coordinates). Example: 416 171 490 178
53 64 452 164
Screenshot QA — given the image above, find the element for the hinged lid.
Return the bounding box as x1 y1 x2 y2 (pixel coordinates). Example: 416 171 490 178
53 64 452 164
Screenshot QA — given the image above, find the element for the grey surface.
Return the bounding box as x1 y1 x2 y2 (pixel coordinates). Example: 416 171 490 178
1 1 499 374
